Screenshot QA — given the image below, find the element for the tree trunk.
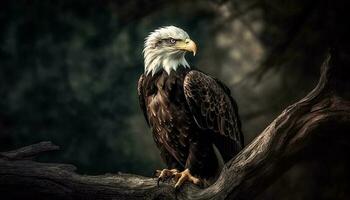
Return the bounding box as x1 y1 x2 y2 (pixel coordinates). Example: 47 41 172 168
1 50 349 200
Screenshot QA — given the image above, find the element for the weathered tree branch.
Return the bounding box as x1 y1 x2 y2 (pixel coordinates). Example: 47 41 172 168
1 52 349 199
0 141 59 160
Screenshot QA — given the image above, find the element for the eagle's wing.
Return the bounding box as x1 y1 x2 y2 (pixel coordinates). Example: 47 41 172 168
137 74 149 126
183 70 244 154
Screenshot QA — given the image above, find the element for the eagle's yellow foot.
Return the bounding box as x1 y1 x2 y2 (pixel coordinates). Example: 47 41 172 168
155 169 179 187
174 169 201 189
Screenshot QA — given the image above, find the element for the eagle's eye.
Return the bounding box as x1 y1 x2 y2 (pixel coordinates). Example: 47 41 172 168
169 38 176 44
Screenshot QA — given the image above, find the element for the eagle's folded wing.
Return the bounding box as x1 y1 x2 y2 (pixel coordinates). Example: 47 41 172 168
183 70 244 150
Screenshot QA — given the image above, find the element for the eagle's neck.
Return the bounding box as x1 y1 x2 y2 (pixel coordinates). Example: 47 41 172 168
144 48 190 76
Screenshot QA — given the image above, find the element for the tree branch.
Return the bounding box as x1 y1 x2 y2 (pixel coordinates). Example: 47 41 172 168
1 52 349 199
0 141 59 160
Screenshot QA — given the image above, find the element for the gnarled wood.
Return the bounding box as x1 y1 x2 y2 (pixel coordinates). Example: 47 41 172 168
0 141 59 160
1 52 349 199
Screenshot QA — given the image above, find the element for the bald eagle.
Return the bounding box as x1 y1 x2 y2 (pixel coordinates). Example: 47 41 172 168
138 26 243 188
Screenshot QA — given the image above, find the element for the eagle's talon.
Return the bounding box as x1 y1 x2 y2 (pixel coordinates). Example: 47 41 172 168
157 177 162 187
174 169 201 189
155 169 178 187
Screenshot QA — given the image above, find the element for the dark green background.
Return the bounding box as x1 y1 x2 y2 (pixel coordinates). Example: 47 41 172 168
1 0 348 199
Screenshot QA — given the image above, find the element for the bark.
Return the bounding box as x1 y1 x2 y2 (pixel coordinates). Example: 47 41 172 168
1 51 349 200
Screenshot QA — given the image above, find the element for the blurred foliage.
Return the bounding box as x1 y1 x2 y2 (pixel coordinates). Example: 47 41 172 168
0 0 349 199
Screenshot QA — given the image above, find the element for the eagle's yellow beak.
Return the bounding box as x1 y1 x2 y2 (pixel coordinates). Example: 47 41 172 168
176 39 197 56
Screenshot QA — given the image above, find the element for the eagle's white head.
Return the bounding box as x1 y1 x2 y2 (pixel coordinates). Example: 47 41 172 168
143 26 197 76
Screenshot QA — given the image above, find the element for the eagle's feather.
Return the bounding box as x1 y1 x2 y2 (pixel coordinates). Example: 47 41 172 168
183 70 244 157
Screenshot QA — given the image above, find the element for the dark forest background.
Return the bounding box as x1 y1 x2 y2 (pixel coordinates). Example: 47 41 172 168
0 0 348 199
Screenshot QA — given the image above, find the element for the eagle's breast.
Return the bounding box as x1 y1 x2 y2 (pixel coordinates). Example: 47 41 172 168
143 68 195 166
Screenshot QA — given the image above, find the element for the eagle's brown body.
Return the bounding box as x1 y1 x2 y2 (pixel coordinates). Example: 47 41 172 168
138 66 243 180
